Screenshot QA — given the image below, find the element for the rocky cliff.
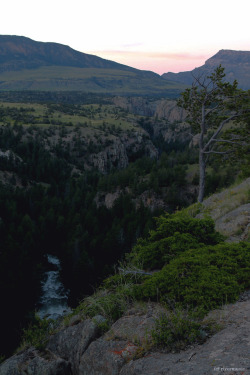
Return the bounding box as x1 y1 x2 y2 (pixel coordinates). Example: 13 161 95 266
112 96 186 123
112 96 190 145
88 133 158 174
1 295 250 374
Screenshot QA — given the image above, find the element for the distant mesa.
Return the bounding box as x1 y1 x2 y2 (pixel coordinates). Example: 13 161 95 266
162 50 250 90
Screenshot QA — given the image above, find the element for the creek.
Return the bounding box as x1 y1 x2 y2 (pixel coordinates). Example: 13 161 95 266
37 254 71 320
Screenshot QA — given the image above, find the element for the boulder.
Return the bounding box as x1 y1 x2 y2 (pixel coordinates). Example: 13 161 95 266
120 299 250 375
47 319 99 375
104 306 156 344
0 348 71 375
79 339 136 375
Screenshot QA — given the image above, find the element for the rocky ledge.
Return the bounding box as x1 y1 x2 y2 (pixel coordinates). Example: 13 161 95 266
1 295 250 375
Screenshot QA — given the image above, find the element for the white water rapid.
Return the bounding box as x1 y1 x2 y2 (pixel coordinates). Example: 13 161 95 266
37 255 71 320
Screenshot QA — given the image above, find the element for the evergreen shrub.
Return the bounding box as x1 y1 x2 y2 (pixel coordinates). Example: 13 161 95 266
128 213 223 270
134 242 250 311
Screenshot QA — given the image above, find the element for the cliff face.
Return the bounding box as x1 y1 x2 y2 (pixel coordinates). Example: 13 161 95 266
154 99 186 122
88 134 158 174
112 97 186 123
112 96 190 145
112 97 157 117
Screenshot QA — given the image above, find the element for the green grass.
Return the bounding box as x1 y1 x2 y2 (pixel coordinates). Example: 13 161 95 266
0 66 185 94
0 101 139 132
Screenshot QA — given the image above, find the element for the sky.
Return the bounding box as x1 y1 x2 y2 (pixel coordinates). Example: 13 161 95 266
1 0 250 75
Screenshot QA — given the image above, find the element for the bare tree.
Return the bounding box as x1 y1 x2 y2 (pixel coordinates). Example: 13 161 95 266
178 65 250 203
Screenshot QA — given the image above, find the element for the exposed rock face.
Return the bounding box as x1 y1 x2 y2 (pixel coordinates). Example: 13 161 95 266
121 298 250 375
197 177 250 242
0 348 71 375
0 149 23 163
79 339 130 375
112 97 186 123
112 96 190 146
133 191 168 212
89 141 129 174
154 100 186 122
112 97 157 117
155 121 191 144
95 190 123 209
95 189 169 211
88 135 158 174
47 319 99 375
1 298 250 375
104 305 157 344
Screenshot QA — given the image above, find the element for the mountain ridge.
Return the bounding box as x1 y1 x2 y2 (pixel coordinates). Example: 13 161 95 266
0 36 249 93
162 49 250 89
0 35 183 95
0 35 140 72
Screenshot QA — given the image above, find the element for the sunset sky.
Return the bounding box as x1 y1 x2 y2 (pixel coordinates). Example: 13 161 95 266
1 0 250 75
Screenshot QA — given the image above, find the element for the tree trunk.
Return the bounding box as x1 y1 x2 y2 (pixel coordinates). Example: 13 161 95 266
198 149 206 203
198 104 206 203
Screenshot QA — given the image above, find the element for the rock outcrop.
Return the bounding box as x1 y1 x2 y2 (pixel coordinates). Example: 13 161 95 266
0 348 71 375
154 99 186 123
120 298 250 375
112 97 186 123
89 141 129 173
112 97 157 117
1 297 250 375
197 177 250 242
88 134 158 174
47 319 99 375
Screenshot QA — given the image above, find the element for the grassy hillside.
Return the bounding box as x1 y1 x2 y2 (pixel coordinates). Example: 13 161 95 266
0 100 137 130
0 66 184 95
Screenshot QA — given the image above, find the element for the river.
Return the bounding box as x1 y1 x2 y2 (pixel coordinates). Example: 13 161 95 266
37 254 71 320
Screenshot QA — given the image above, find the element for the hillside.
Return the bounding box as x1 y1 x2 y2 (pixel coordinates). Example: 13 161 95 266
162 49 250 90
0 96 200 357
0 35 135 71
0 178 249 375
0 90 249 368
0 35 182 95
